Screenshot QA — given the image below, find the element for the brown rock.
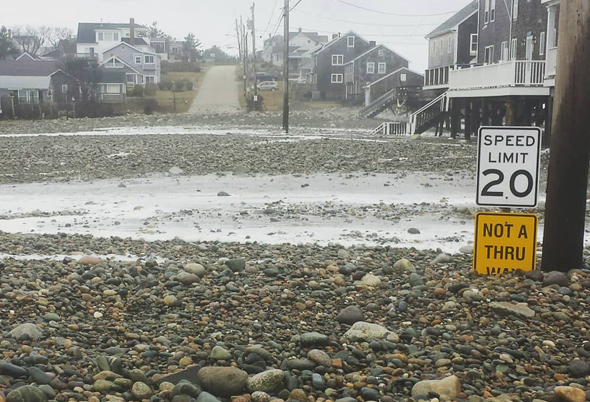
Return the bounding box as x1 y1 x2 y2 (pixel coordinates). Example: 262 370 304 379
554 386 586 402
78 256 102 265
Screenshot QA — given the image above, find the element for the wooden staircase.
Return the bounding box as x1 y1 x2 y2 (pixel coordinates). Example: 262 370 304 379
370 92 448 136
359 89 397 118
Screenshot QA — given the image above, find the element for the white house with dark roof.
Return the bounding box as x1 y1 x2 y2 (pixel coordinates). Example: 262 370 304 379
76 19 151 62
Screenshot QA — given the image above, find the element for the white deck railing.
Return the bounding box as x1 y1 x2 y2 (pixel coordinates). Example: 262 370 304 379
449 60 546 90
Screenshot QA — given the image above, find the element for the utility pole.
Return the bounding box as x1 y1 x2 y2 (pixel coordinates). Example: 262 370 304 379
235 19 242 61
541 0 590 272
242 19 249 99
283 0 290 133
251 3 258 110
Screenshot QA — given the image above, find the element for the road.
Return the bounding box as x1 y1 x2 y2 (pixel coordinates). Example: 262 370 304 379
188 65 241 114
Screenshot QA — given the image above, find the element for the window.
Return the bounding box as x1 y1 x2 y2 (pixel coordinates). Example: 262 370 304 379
114 33 119 41
144 55 155 64
137 75 144 84
470 34 478 56
347 36 355 48
330 74 343 83
378 62 386 74
97 32 119 41
29 90 39 104
484 0 490 23
98 32 104 41
366 62 375 74
540 32 546 55
126 74 136 84
104 58 123 68
400 73 407 82
501 41 509 61
146 76 155 84
491 0 496 21
331 54 343 65
61 84 68 94
17 90 39 104
513 0 519 20
378 49 384 56
484 45 494 64
448 36 453 53
510 38 517 60
135 55 142 64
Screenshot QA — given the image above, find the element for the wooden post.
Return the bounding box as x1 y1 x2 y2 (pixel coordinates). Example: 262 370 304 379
464 100 472 141
542 0 590 272
544 95 553 146
283 0 289 133
450 99 459 139
471 99 480 138
482 99 489 126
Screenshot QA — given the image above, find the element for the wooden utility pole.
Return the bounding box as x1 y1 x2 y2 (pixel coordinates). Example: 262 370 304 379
251 3 258 109
242 17 248 99
235 19 242 61
542 0 590 272
283 0 290 133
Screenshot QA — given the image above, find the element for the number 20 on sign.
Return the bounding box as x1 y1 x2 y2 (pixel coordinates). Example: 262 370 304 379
473 212 538 275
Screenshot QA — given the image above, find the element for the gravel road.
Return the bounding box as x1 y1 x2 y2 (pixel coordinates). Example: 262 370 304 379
189 65 240 114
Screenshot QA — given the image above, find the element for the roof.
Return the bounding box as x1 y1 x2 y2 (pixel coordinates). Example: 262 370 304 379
343 44 409 65
362 67 424 89
315 31 369 55
99 71 126 84
0 60 62 76
425 1 478 39
122 38 149 46
99 55 142 75
77 22 148 43
0 76 51 90
289 31 329 44
102 42 156 56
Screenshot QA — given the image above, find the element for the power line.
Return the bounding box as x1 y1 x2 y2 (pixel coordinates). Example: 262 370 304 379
295 27 431 38
262 0 280 35
333 0 457 17
271 13 285 37
290 0 303 11
292 8 438 27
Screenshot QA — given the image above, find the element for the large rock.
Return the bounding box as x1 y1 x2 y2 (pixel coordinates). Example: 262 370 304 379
544 271 570 287
78 256 102 265
131 382 153 400
392 258 413 273
489 302 535 319
9 323 43 341
342 322 391 341
197 367 248 397
196 392 222 402
6 385 48 402
300 332 329 347
225 259 246 272
247 369 285 392
569 359 590 378
176 272 200 285
335 306 365 325
210 346 232 360
554 386 586 402
411 375 461 398
307 349 332 367
183 263 206 277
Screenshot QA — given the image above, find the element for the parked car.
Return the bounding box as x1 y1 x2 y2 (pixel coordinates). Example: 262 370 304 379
256 72 275 82
257 81 279 91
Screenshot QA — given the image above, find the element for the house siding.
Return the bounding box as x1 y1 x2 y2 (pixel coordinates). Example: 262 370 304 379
103 44 161 83
477 0 511 63
50 71 79 104
428 32 456 69
457 13 478 65
314 34 371 100
512 0 547 60
368 69 424 101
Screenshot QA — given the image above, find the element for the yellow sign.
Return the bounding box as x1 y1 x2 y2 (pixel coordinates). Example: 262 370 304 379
473 212 538 275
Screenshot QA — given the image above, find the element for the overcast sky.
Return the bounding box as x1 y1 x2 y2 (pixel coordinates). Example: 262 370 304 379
3 0 472 71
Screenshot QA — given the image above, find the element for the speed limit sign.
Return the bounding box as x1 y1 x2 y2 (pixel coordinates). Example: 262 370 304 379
477 127 542 208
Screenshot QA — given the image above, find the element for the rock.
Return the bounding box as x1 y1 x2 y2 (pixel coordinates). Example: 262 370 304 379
171 382 202 398
93 380 116 392
210 346 232 360
131 382 153 400
554 386 586 402
411 375 461 398
225 258 246 272
169 167 184 175
361 274 381 287
183 263 206 277
247 369 285 392
568 359 590 378
154 366 200 386
0 363 28 377
525 270 544 282
459 246 473 255
28 367 53 385
78 256 101 265
251 391 271 402
6 386 48 402
490 302 535 319
300 332 329 347
408 273 423 287
9 323 43 341
196 392 221 402
432 253 454 264
544 271 570 287
407 228 421 234
392 258 413 273
164 295 180 307
176 272 200 285
197 367 248 397
217 191 231 197
307 349 332 367
335 306 365 325
342 322 391 341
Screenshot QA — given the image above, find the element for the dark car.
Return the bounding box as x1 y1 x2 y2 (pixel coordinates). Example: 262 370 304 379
256 72 274 82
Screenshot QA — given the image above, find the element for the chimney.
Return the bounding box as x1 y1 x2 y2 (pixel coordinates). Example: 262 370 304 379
332 33 338 40
369 41 376 47
130 18 135 46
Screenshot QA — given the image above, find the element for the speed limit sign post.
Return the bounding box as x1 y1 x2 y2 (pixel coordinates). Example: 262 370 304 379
477 127 542 208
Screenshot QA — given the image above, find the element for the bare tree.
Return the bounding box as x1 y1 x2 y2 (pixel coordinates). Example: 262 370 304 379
11 25 52 55
47 27 73 51
0 26 19 60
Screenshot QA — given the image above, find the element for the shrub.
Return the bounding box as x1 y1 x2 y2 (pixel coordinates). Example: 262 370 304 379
145 83 158 96
143 98 158 115
132 85 145 97
165 80 174 91
157 81 166 90
184 80 194 91
174 81 185 92
76 101 114 118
